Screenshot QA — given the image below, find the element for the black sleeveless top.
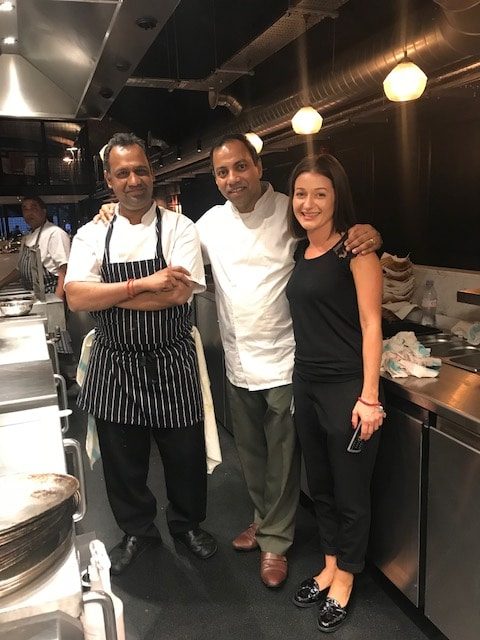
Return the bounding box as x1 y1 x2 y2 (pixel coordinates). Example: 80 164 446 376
286 235 363 382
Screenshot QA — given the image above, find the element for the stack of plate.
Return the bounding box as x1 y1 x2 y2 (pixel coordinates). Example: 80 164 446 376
0 473 79 598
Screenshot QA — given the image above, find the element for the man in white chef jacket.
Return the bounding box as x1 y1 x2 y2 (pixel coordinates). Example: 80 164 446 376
196 134 381 588
65 133 217 575
0 196 70 299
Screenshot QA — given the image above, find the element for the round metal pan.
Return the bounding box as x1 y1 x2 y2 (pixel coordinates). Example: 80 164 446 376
0 530 74 599
0 473 79 534
0 474 79 599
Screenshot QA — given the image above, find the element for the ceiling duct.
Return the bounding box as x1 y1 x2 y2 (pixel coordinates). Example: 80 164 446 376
156 0 480 179
126 0 348 114
208 89 243 116
0 0 180 120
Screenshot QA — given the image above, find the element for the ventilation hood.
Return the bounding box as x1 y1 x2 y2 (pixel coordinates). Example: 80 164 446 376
0 0 180 120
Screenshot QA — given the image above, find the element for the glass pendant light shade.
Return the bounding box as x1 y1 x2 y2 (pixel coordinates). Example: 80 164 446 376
291 106 323 134
245 132 263 154
383 57 427 102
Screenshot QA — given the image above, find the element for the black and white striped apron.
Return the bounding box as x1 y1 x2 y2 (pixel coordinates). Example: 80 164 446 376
78 208 203 429
18 223 58 293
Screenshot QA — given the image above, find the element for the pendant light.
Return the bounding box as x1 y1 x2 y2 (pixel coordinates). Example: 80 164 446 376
383 53 427 102
245 132 263 154
291 13 329 136
291 106 323 135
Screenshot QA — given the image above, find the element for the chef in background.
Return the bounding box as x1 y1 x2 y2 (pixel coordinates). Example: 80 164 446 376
0 196 70 300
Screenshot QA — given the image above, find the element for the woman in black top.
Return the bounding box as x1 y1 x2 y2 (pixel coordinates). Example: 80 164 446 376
285 155 384 633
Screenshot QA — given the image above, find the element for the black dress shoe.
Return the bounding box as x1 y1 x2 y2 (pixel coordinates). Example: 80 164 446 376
109 535 160 575
292 578 329 608
317 596 350 633
173 528 217 559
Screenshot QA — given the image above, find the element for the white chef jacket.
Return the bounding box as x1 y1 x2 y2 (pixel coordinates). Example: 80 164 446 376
23 221 70 276
65 203 205 294
196 183 297 390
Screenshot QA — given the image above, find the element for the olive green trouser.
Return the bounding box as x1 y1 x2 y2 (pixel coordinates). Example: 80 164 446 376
226 381 301 556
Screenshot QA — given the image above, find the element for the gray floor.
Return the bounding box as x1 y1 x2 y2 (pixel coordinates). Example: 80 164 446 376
69 402 446 640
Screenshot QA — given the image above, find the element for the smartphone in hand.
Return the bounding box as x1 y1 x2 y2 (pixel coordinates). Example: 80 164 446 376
347 421 363 453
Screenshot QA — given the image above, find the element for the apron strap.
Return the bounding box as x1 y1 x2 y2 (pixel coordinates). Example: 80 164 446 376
33 222 47 249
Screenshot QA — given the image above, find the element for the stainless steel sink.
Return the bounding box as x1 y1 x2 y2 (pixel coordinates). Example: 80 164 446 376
446 352 480 373
427 344 479 357
418 334 480 372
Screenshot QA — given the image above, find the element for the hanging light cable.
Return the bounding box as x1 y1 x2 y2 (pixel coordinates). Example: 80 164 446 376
383 52 427 102
291 14 325 135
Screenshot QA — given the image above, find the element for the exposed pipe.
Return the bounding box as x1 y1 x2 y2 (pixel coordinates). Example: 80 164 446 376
208 89 242 116
157 0 480 178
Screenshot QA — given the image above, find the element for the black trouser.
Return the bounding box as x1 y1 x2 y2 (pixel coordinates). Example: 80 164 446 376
293 374 381 573
96 419 207 537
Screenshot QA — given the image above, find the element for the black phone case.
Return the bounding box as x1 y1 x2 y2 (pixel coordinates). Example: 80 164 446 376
347 422 363 453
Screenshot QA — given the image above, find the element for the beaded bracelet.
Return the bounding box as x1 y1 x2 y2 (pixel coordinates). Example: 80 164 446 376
357 396 382 407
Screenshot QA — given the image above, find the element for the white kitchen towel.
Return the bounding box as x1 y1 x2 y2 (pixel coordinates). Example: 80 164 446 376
381 331 441 378
76 328 95 386
192 325 222 474
76 329 100 469
85 414 100 470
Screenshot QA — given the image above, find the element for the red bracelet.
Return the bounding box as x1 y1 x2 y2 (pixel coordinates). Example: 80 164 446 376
126 278 135 298
357 396 382 407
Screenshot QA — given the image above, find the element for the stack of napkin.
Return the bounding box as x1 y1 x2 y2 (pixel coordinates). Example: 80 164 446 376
381 331 441 378
381 252 415 303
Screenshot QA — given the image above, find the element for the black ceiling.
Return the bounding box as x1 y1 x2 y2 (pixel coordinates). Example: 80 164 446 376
104 0 426 147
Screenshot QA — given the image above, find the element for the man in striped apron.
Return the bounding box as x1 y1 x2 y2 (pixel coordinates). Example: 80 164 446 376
0 196 70 298
65 133 217 574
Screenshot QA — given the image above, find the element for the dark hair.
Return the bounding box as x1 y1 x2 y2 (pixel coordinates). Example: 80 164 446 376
209 134 259 171
287 154 357 239
21 195 47 211
103 132 146 171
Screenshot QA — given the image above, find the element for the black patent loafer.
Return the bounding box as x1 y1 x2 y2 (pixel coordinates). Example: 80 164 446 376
292 578 328 608
109 534 161 576
173 528 218 559
317 597 348 633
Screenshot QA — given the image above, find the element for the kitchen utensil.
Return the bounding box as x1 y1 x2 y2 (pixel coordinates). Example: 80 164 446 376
0 300 34 317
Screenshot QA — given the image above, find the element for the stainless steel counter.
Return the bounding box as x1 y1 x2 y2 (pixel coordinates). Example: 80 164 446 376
382 363 480 433
0 317 57 414
0 316 49 365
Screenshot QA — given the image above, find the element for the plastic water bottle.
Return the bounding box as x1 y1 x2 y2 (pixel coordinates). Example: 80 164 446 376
421 280 438 327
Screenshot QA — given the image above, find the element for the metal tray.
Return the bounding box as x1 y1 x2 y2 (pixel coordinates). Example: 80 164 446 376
0 474 79 533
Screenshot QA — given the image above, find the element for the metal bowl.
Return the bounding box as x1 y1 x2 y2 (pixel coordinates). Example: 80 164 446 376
0 300 33 317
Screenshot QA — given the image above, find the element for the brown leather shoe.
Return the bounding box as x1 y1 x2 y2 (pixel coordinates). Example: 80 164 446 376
232 523 259 551
260 552 288 588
